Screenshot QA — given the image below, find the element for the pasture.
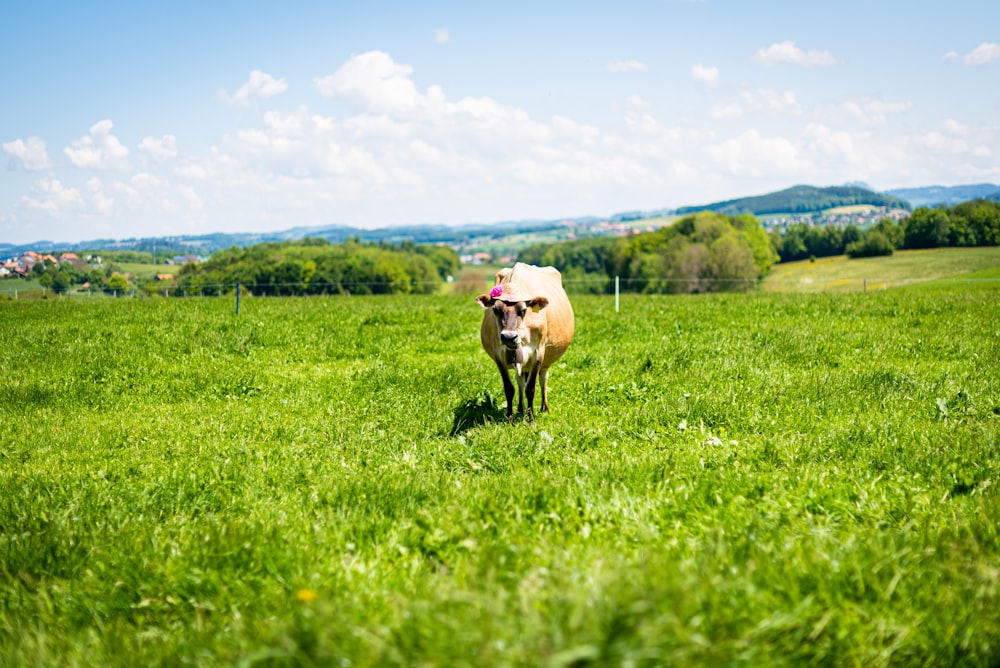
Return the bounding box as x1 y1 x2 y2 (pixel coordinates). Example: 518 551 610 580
1 284 999 666
762 247 1000 292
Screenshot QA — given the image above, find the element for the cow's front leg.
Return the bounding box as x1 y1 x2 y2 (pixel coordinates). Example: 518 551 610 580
524 361 542 421
515 373 526 416
493 358 516 419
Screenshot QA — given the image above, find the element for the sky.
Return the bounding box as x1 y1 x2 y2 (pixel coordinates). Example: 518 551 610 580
2 0 999 245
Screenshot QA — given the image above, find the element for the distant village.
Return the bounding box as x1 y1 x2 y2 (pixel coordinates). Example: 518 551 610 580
0 250 205 279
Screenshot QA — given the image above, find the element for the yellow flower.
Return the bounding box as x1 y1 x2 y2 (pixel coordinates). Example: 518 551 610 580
295 588 318 603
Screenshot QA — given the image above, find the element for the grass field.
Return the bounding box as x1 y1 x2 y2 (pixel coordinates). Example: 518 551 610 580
1 281 999 665
762 247 1000 292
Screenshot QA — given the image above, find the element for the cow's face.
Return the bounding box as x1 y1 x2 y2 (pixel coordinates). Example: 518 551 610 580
477 295 549 349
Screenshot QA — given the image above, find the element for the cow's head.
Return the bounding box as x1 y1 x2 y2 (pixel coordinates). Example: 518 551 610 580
477 290 549 349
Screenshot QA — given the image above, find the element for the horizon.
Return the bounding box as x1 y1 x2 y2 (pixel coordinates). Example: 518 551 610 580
1 180 996 251
3 0 999 245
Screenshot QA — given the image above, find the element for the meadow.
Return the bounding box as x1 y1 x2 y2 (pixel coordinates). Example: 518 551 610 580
1 281 998 666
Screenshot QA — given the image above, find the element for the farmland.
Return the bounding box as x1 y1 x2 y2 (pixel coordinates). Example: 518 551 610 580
1 280 999 665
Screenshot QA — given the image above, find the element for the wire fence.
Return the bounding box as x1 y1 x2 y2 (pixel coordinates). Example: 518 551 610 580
2 275 997 301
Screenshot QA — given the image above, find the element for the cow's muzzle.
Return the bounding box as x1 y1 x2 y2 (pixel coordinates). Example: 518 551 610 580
500 331 520 348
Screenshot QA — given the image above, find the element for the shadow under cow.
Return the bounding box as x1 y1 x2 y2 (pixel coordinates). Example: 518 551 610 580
449 392 508 436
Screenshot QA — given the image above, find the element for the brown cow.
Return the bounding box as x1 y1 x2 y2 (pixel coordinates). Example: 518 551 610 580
476 263 574 420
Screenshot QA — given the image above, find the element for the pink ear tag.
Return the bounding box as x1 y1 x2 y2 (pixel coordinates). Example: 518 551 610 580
490 286 504 298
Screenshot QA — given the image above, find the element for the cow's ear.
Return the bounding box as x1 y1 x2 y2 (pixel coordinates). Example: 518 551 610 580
476 294 494 308
528 296 549 312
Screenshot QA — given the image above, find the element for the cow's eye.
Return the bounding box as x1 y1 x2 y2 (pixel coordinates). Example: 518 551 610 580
516 303 527 316
493 301 505 314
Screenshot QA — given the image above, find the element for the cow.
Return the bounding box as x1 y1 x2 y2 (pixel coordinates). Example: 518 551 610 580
476 263 574 420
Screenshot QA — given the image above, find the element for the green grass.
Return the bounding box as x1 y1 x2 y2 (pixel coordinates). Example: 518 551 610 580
763 247 1000 292
1 287 999 666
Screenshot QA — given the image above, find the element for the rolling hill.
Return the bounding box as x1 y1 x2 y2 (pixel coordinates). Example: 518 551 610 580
884 183 1000 208
675 185 910 217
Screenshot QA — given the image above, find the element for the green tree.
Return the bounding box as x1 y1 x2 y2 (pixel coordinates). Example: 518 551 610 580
50 271 72 294
106 272 130 295
846 231 894 258
904 208 951 249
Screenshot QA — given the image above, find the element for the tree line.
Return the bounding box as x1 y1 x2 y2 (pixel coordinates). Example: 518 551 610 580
174 238 460 296
772 199 1000 262
518 199 1000 294
517 211 778 294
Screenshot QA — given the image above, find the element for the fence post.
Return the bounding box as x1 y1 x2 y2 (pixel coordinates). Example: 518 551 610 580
236 282 241 315
615 276 620 313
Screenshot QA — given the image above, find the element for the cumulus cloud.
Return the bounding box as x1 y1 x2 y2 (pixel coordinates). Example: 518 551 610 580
708 89 801 119
315 51 422 113
3 136 51 170
218 70 288 107
138 134 178 160
834 97 912 126
755 40 839 67
743 89 801 116
64 120 131 171
20 177 85 214
945 42 1000 65
627 94 651 110
607 59 648 73
691 64 719 87
706 130 807 177
709 104 744 120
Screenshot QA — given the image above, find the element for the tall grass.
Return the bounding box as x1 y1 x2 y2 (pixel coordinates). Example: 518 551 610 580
1 286 998 666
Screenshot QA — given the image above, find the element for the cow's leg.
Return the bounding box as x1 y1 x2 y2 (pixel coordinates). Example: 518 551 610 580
538 367 550 413
493 358 516 419
524 362 542 421
515 373 526 416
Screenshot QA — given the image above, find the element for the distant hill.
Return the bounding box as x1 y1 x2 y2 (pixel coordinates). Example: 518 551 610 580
5 183 996 259
676 185 910 217
0 220 571 258
884 183 1000 208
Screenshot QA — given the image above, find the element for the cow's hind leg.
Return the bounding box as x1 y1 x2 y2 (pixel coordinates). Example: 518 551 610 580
539 367 550 413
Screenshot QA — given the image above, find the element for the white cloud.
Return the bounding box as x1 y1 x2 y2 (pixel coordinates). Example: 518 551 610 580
138 134 178 160
834 97 912 126
945 42 1000 65
755 41 839 67
705 130 807 177
3 136 51 170
709 104 743 120
20 177 85 214
64 120 131 171
607 59 648 73
708 89 801 119
86 178 115 214
435 28 450 44
315 51 422 113
943 119 970 136
218 70 288 107
691 64 719 87
178 184 203 209
626 94 651 110
742 89 801 116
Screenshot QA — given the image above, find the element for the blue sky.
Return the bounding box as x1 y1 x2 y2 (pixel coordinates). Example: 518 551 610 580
2 0 998 245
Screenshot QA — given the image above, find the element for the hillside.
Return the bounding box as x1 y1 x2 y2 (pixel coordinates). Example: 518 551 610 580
884 183 1000 208
676 185 910 217
762 246 1000 292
